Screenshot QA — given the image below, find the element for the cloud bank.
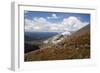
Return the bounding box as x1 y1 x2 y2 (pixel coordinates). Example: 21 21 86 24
24 16 89 32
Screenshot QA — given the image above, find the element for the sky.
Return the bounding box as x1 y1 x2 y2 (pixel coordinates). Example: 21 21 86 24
24 10 90 32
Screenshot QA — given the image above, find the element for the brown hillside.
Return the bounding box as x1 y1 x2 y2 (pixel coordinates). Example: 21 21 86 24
25 25 90 61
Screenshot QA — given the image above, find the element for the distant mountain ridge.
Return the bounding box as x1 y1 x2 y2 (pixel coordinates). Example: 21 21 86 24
25 32 58 41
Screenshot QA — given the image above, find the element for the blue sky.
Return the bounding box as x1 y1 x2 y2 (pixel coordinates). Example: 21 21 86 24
24 10 90 32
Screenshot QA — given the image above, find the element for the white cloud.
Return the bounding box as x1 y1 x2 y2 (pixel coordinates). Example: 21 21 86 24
24 19 34 31
25 16 89 32
33 26 40 30
33 17 47 23
62 16 89 31
52 14 58 19
25 17 50 32
50 27 58 30
47 13 58 19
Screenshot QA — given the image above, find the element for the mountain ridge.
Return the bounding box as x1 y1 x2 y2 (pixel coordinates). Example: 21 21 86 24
25 25 90 61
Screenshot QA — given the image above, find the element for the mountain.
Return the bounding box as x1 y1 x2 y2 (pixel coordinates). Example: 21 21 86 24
25 25 90 61
24 32 58 53
25 32 58 41
43 31 72 44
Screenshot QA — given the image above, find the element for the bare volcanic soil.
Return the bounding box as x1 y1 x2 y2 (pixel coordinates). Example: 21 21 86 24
24 25 90 61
